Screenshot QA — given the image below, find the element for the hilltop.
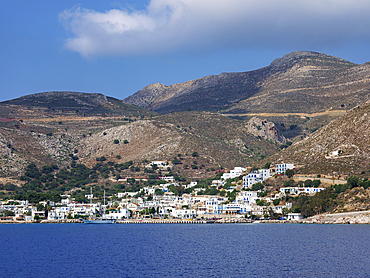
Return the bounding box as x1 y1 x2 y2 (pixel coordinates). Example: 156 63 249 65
0 91 154 118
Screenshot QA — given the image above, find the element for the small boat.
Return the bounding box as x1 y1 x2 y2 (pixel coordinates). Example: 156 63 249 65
83 218 115 224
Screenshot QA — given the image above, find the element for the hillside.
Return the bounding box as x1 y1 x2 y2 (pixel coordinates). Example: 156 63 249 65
261 99 370 176
125 51 370 139
77 112 279 177
0 92 280 178
0 92 156 176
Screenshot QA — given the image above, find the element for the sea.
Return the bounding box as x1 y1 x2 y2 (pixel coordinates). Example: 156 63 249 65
0 223 369 277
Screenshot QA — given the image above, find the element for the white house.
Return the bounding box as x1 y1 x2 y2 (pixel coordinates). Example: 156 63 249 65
171 209 197 219
275 163 295 174
287 213 304 220
280 187 325 195
236 191 259 204
108 209 130 219
243 169 271 188
221 167 246 180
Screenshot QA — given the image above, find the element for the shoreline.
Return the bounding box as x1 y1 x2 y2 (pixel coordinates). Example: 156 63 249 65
2 216 370 225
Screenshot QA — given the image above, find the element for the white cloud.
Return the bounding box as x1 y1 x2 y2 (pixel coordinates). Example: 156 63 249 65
60 0 370 57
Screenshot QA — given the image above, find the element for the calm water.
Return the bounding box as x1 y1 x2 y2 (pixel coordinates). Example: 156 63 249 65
0 223 369 277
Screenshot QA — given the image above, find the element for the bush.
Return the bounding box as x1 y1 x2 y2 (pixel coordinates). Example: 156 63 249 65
251 182 264 191
113 139 119 144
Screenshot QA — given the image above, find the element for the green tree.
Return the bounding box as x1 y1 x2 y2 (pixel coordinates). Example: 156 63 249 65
347 176 360 188
263 162 271 169
155 188 164 195
285 169 294 178
251 182 264 191
304 179 312 187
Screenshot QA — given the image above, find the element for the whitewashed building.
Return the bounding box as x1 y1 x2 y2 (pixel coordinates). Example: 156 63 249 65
221 167 246 180
275 163 295 174
243 169 271 189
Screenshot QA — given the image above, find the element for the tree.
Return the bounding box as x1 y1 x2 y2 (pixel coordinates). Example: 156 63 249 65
285 169 294 178
273 198 280 206
312 180 321 188
113 139 119 144
304 179 312 187
4 183 16 191
263 162 271 169
251 182 264 191
347 176 360 188
36 203 45 211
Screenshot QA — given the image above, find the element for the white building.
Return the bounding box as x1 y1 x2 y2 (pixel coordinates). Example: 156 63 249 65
280 187 325 195
221 167 246 180
287 213 304 220
236 191 259 204
243 169 271 188
275 163 295 174
171 209 197 219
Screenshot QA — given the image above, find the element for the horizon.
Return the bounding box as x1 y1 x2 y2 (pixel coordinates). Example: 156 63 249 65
1 1 370 102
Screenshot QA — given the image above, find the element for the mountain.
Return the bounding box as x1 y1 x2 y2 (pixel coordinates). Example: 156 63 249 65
124 51 370 139
0 91 155 118
261 99 370 176
125 51 369 114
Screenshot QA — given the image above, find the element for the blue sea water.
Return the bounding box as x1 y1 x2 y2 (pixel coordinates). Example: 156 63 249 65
0 223 369 277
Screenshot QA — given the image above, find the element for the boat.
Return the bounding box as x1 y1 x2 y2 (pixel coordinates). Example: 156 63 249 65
83 218 116 224
83 188 116 224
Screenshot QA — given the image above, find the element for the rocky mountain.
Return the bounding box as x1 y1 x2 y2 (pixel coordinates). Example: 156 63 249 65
125 51 369 114
125 51 370 139
261 99 370 176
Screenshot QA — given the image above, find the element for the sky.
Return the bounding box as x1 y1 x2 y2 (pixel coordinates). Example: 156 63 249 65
1 0 370 102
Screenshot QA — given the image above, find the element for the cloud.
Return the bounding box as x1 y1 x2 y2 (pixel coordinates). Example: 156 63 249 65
60 0 370 57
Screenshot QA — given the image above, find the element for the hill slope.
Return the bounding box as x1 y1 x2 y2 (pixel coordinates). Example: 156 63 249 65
262 100 370 176
78 112 279 175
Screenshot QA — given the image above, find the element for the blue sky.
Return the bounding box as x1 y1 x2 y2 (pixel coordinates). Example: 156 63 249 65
1 0 370 102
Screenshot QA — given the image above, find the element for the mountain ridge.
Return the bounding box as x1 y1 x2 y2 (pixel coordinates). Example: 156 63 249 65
124 51 361 114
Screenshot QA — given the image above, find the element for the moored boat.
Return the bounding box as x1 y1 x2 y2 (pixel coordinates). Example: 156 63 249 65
83 218 115 224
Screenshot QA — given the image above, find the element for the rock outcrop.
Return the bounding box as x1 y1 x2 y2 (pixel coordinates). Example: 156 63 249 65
246 117 286 144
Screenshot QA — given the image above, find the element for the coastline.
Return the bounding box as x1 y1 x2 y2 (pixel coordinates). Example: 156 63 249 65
3 210 370 224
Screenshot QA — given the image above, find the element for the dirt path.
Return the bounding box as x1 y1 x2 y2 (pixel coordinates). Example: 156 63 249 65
222 109 346 118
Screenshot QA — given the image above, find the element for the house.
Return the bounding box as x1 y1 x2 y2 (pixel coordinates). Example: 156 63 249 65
280 187 325 195
275 163 295 174
243 169 271 188
236 191 259 204
171 209 197 219
287 213 303 220
221 167 246 180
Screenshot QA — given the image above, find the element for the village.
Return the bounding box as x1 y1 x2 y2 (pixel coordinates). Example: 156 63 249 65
0 162 330 223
